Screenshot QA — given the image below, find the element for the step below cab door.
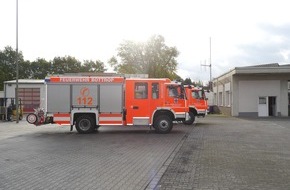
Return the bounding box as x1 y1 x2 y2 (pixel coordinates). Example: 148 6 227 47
125 80 150 125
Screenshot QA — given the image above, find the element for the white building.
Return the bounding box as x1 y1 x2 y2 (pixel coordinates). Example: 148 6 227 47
4 79 45 113
212 63 290 117
2 74 149 113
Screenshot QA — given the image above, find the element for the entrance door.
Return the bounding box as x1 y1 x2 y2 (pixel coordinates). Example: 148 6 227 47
258 97 268 117
258 96 277 117
268 96 276 116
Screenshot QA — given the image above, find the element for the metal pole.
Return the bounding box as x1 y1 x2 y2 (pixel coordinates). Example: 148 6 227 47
209 37 212 81
16 0 19 123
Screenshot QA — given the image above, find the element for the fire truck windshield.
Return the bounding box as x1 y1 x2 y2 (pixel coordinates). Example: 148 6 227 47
168 85 184 99
192 89 205 99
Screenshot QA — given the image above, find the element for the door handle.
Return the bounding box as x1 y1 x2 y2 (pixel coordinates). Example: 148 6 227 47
132 106 139 109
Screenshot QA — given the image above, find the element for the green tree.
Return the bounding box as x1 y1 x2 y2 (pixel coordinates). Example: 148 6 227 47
30 58 51 79
19 60 32 79
0 46 25 90
51 56 82 74
193 80 204 87
110 35 180 80
0 69 5 90
81 60 107 73
184 77 193 85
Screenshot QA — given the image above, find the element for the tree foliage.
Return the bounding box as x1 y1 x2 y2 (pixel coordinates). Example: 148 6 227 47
51 56 82 74
0 46 24 90
184 77 193 85
110 35 181 80
0 35 185 91
30 58 51 79
0 46 107 90
81 60 107 73
183 78 205 87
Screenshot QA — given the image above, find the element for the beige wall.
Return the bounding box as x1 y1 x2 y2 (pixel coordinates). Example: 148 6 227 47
214 73 290 117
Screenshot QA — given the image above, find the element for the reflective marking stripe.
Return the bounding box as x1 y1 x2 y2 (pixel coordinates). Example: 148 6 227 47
176 112 186 115
99 114 123 125
55 121 70 125
175 112 187 118
99 121 123 125
53 113 70 125
54 113 70 117
99 117 122 121
99 113 122 117
54 117 70 121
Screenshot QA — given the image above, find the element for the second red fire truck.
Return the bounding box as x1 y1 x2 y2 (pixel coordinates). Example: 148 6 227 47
183 85 208 125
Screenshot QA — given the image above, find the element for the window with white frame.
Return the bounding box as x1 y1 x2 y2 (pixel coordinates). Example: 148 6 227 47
225 91 230 107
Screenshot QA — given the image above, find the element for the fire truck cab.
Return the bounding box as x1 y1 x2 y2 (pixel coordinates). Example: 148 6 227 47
183 85 208 125
27 76 189 134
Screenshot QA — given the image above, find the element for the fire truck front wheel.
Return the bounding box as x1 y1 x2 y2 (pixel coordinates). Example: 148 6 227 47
76 115 95 134
154 115 173 134
183 112 195 125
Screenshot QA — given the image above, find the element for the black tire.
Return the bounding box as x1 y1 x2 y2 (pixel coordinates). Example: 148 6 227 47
183 112 195 125
94 125 100 132
154 115 173 134
76 115 95 134
26 113 37 124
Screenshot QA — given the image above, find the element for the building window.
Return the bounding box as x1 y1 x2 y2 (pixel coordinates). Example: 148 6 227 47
225 91 230 107
219 92 223 106
135 83 148 99
259 97 267 104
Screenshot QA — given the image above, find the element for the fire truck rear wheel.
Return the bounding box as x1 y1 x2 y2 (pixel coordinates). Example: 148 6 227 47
183 112 195 125
154 115 173 134
76 115 95 134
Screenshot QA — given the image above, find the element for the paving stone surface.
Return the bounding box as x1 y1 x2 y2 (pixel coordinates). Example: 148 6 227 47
156 116 290 190
0 120 190 190
1 116 290 190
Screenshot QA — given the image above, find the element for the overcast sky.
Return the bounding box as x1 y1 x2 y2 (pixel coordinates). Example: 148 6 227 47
1 0 290 83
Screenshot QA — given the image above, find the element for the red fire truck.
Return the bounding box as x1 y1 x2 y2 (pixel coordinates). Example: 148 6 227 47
26 76 189 134
183 85 208 125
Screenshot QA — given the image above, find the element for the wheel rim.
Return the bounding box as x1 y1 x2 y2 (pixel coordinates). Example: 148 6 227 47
159 120 169 130
27 114 37 124
79 119 91 131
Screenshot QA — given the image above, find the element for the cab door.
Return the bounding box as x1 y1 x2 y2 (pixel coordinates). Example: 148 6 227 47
125 80 150 125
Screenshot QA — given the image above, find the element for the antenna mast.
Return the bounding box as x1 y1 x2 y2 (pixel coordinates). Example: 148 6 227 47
201 37 212 81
